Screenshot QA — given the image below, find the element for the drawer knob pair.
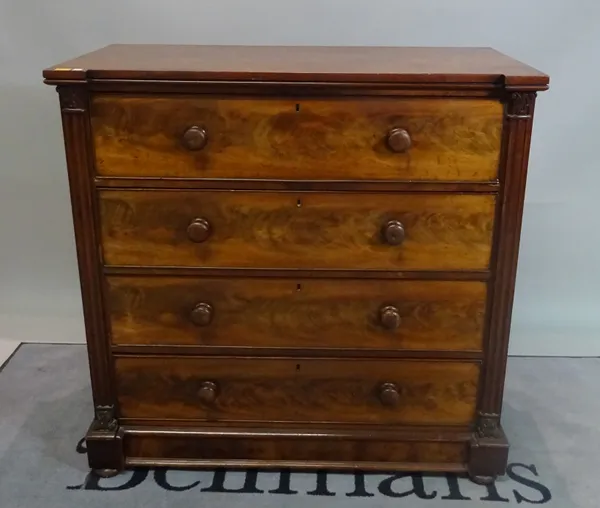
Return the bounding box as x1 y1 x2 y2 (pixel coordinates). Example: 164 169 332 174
191 303 400 330
196 380 400 408
182 126 208 151
188 218 405 246
183 126 410 154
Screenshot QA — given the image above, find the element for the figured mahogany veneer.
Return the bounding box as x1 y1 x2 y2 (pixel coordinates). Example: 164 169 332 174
99 190 495 270
107 276 487 352
91 96 502 182
115 356 479 425
44 45 548 482
124 433 468 470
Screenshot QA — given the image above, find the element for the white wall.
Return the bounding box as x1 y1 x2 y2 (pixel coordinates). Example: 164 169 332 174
1 0 599 354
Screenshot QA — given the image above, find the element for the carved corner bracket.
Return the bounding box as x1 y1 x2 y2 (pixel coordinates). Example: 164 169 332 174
506 92 536 119
94 405 118 431
58 86 87 113
476 412 501 439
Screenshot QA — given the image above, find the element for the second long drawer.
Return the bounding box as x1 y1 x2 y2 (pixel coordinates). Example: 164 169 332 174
107 276 486 352
99 190 495 270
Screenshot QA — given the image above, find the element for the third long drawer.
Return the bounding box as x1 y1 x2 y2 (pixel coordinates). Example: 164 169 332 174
107 276 486 352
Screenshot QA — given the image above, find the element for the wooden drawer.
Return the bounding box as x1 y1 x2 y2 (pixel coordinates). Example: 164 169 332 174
99 190 495 270
108 276 486 352
125 432 468 469
115 356 479 425
91 96 502 182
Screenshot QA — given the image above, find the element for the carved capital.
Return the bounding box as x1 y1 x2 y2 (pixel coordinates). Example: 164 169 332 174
507 92 536 119
94 405 118 431
58 86 86 113
476 412 501 438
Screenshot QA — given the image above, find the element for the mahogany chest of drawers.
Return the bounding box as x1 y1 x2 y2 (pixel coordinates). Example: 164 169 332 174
43 45 548 483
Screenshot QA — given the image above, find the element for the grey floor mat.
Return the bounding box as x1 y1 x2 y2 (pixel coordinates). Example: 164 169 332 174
0 344 597 507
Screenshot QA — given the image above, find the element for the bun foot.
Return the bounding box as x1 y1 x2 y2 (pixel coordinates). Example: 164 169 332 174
470 474 496 485
468 422 508 485
93 468 120 478
86 418 125 477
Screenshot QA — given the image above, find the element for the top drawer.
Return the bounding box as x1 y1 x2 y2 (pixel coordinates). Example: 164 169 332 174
91 96 502 182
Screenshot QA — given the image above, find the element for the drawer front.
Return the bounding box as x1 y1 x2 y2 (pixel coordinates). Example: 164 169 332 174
125 434 467 467
91 96 502 182
115 357 479 425
100 190 495 270
108 276 486 351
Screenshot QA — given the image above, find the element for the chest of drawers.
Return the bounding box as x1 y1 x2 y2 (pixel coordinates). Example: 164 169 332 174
43 45 548 483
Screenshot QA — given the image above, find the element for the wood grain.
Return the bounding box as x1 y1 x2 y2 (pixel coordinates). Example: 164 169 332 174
107 276 487 351
91 96 502 181
482 92 537 414
44 45 549 89
115 357 479 425
45 45 549 479
87 80 507 97
57 86 115 407
99 190 496 270
95 177 500 193
104 266 490 281
125 434 466 466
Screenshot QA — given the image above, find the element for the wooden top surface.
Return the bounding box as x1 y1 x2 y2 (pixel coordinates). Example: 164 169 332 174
44 45 548 89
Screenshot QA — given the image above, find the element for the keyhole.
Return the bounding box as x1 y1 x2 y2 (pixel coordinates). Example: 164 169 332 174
296 283 302 292
296 198 302 208
295 103 301 112
296 364 301 371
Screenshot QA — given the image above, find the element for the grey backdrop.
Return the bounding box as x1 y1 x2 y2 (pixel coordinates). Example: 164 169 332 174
1 0 598 355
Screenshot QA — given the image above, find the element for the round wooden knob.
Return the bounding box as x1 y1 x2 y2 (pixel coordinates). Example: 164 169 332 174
182 126 208 151
198 381 218 404
382 220 405 246
387 128 411 153
187 218 211 243
380 305 401 330
190 303 213 327
379 382 402 407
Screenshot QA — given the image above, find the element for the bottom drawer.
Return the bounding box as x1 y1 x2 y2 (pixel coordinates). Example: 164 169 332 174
115 356 479 426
